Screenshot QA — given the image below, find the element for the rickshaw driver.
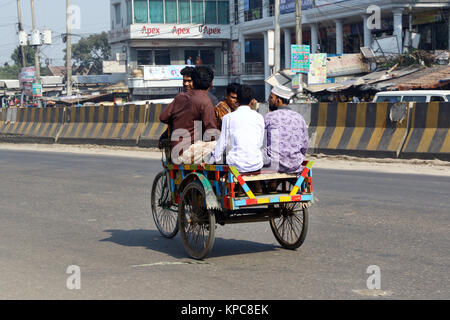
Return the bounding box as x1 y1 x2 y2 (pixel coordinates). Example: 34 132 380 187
160 66 219 164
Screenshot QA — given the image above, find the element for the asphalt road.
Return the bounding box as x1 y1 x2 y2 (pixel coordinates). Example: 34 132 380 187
0 149 449 300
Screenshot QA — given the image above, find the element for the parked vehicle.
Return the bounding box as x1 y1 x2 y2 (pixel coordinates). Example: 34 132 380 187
373 90 450 103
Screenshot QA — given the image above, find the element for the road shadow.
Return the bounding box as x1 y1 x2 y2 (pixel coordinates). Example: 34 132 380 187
101 229 279 259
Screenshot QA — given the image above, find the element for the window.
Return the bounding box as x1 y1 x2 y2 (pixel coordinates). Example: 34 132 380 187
376 96 401 103
192 0 204 24
447 95 450 102
205 0 217 24
165 0 177 23
403 96 427 103
178 0 190 23
430 96 445 102
155 50 170 65
137 49 153 65
134 0 148 23
114 3 122 26
244 0 262 21
218 1 229 24
126 0 133 25
234 0 239 24
200 49 215 65
149 0 164 23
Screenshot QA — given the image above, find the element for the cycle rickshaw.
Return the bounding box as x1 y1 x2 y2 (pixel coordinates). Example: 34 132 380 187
151 145 314 259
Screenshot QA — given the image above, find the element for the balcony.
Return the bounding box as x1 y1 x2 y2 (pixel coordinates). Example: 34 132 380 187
244 8 263 22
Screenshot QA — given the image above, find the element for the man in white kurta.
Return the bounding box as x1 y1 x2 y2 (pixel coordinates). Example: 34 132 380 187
209 85 265 173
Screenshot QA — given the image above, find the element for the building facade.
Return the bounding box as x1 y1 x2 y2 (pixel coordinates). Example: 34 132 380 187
109 0 231 100
109 0 450 101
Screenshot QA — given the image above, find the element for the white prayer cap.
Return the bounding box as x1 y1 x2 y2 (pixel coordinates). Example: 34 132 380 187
271 84 294 100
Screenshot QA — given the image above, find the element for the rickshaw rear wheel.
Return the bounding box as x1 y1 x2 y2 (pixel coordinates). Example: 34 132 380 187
151 171 179 238
178 181 215 260
270 204 309 250
270 180 309 249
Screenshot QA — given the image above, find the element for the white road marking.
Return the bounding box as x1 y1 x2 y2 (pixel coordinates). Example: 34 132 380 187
352 289 393 297
131 261 210 268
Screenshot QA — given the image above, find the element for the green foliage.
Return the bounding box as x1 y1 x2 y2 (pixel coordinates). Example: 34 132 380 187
0 64 21 79
11 46 36 68
66 32 111 74
0 45 49 80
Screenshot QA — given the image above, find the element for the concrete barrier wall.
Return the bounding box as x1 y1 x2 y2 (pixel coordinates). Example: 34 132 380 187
0 102 448 161
138 103 168 147
57 105 146 146
308 102 409 158
0 107 64 143
400 102 450 160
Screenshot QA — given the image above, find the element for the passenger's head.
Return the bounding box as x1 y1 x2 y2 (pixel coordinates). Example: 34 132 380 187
192 66 214 90
180 66 195 91
269 85 293 110
225 83 240 109
237 85 255 106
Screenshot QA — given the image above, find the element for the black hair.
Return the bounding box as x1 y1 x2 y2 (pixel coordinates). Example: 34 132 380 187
279 96 290 105
192 66 214 90
237 84 255 106
180 66 194 77
226 83 240 95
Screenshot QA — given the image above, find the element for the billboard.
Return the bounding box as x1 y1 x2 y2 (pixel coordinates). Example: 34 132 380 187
280 0 313 14
308 54 327 85
143 65 188 81
19 67 36 83
291 45 310 74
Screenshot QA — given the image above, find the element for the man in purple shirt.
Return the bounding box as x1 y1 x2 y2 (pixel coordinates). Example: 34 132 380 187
264 84 309 174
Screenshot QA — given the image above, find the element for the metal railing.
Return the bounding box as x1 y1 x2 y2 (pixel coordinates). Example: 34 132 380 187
243 62 264 75
244 8 263 22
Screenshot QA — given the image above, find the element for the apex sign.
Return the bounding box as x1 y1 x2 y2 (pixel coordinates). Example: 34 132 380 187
130 24 230 40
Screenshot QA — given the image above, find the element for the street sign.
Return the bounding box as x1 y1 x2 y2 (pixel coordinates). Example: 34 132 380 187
291 45 310 73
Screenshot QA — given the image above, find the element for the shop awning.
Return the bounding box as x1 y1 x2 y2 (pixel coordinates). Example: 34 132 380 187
305 65 450 93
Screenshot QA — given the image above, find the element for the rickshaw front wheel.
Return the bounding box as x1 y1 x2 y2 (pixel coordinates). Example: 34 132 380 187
151 171 179 238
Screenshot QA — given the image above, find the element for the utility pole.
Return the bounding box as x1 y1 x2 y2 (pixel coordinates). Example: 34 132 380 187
274 0 280 73
30 0 40 82
66 0 72 96
296 0 302 45
16 0 26 67
296 0 303 94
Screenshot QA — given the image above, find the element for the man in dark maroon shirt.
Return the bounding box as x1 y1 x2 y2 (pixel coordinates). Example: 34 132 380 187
160 66 219 163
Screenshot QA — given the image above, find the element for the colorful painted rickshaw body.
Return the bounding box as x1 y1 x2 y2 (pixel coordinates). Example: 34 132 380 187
165 161 314 211
151 156 314 260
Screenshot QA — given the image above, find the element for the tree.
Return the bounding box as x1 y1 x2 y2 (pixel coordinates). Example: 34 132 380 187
0 64 21 79
66 32 111 75
11 45 35 68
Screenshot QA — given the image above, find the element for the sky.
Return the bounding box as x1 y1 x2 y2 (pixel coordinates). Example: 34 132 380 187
0 0 110 66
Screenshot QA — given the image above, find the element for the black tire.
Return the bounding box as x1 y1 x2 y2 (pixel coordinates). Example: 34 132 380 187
151 171 178 238
269 180 309 249
270 204 308 250
178 181 215 260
